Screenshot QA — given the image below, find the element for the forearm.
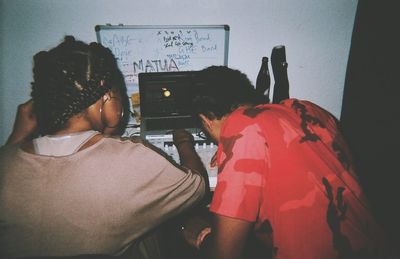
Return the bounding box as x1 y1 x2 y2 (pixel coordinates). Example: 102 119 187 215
197 215 253 259
6 100 37 145
6 130 33 145
176 141 210 192
197 231 242 259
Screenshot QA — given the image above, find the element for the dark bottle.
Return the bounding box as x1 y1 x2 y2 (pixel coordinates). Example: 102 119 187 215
271 45 290 104
255 56 271 103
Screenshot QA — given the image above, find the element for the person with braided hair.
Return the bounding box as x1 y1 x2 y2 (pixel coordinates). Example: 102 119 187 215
29 36 129 137
0 36 209 258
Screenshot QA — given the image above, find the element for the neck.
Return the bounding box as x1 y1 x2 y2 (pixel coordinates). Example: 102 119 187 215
52 126 94 136
51 114 99 136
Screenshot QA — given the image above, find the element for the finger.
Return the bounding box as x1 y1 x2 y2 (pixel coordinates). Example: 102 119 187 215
210 151 217 167
24 99 34 105
19 99 34 113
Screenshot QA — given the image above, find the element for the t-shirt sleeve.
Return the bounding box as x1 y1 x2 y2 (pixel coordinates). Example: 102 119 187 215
107 140 206 238
131 142 206 209
209 113 268 222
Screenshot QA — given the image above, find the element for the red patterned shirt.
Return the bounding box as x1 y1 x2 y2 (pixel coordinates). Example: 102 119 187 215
210 99 387 259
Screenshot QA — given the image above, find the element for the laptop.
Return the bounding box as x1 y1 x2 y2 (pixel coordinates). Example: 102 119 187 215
138 71 218 189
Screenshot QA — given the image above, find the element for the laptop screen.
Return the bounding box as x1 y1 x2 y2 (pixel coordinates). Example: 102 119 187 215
139 71 204 117
139 71 203 132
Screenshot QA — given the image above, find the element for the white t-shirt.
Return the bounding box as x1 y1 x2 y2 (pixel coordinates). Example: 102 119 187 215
32 130 100 156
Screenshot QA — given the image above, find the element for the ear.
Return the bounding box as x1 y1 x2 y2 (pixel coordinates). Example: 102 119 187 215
199 113 212 130
102 91 111 101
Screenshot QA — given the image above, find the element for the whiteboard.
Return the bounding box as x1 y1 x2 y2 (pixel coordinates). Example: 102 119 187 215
95 24 230 86
95 24 229 135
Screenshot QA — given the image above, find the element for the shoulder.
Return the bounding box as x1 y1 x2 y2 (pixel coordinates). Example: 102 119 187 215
282 98 336 116
99 135 180 166
222 105 274 135
99 135 150 152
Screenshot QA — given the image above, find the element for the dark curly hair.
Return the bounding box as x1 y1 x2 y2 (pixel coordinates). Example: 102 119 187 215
193 66 267 119
31 35 128 135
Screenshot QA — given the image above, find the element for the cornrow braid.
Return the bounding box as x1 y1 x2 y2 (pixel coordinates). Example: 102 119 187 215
31 36 122 135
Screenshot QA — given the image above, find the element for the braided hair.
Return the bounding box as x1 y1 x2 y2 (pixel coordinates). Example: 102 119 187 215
31 36 127 135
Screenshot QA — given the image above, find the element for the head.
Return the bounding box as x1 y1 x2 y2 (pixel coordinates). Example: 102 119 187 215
193 66 267 142
31 36 129 135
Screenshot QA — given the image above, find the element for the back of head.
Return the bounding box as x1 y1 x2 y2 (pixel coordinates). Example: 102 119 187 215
31 36 128 135
193 66 266 119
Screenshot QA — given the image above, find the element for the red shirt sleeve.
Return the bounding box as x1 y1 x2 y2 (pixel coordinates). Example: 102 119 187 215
209 109 269 222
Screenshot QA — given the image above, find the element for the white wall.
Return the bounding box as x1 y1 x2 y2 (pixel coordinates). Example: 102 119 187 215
0 0 358 144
